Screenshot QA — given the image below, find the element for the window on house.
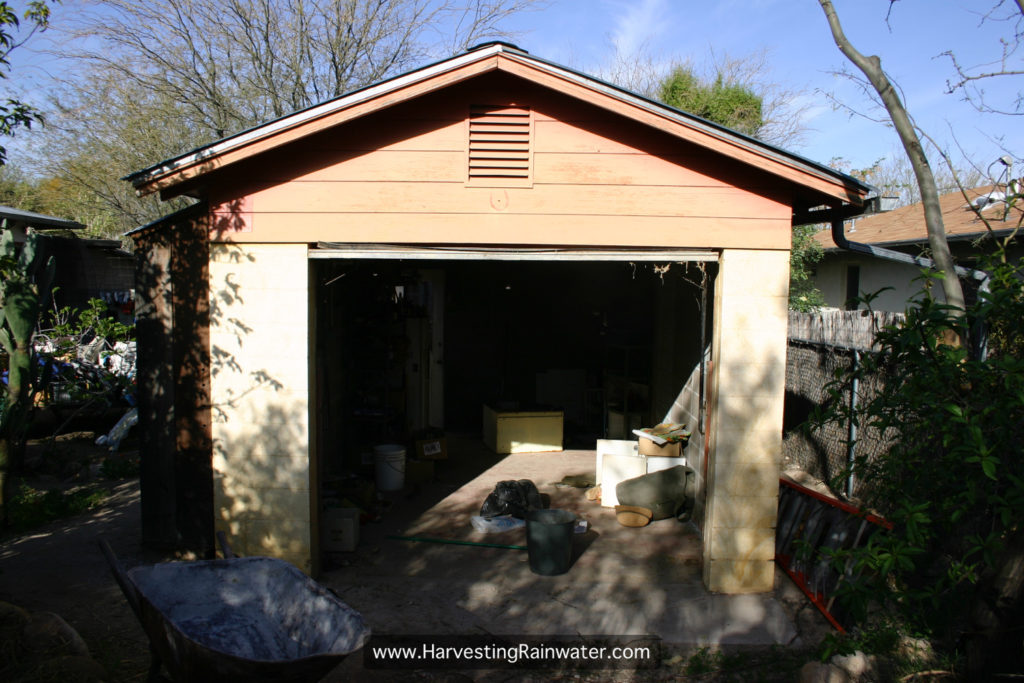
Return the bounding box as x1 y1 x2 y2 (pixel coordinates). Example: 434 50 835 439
844 265 861 310
467 105 532 187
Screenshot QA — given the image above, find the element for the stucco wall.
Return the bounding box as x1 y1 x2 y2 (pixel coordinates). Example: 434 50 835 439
703 249 789 593
814 253 933 311
208 243 314 571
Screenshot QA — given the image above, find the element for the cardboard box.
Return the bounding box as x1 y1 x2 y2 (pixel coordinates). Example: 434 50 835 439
638 438 682 458
414 436 447 460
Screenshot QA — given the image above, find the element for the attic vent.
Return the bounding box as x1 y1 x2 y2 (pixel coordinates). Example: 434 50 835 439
467 105 532 186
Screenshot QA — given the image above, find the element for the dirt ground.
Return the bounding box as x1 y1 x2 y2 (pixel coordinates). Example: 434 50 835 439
0 434 831 682
0 434 156 681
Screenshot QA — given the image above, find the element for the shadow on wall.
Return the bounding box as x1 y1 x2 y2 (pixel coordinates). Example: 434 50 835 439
135 221 291 558
206 244 303 563
213 401 311 563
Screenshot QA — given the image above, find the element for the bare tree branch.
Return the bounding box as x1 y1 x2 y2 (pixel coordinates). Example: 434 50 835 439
28 0 539 235
941 0 1024 116
818 0 967 315
54 0 540 142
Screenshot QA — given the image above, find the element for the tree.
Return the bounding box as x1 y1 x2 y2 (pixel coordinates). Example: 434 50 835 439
658 65 763 138
818 0 967 317
0 1 53 165
814 255 1024 677
942 0 1024 117
830 153 984 209
26 0 537 236
61 0 537 140
598 47 811 148
653 61 826 309
789 224 826 312
813 3 1024 675
33 72 201 236
637 49 810 148
0 230 54 526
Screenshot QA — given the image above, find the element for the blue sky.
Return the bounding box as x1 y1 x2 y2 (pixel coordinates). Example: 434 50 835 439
503 0 1024 174
7 0 1022 179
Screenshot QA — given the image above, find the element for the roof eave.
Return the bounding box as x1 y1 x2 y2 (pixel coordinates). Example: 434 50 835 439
127 45 514 196
129 43 872 207
0 206 87 231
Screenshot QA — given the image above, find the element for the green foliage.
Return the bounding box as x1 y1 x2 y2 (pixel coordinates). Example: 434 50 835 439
47 297 133 351
790 224 826 311
0 230 54 345
818 619 902 662
811 254 1024 639
0 165 127 239
99 454 138 479
0 230 54 435
683 646 722 676
657 65 764 137
656 63 824 311
5 481 108 532
0 1 55 165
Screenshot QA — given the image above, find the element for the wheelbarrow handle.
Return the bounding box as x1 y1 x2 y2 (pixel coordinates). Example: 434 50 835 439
97 538 143 622
96 538 164 682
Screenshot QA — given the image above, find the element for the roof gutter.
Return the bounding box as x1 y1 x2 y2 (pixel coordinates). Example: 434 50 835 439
829 209 989 282
829 206 990 359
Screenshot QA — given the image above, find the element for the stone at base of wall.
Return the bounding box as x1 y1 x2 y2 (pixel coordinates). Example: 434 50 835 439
798 651 893 683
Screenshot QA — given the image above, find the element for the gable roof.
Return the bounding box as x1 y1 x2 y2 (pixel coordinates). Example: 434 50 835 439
125 42 872 213
814 184 1023 250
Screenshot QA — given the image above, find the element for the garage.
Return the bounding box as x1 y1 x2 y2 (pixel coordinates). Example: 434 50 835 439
127 42 872 593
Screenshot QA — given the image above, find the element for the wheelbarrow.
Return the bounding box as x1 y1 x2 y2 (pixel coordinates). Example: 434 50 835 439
99 537 370 682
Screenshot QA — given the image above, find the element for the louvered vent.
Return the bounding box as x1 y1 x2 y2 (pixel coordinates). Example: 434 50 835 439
468 105 532 184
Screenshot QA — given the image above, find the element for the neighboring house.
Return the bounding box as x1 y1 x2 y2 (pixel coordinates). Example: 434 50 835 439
0 206 135 323
125 42 872 591
812 184 1023 311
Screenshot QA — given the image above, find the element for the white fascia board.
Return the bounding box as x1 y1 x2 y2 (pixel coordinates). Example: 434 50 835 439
309 244 719 262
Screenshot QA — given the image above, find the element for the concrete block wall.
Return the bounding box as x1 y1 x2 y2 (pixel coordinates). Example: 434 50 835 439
703 249 789 593
207 243 314 572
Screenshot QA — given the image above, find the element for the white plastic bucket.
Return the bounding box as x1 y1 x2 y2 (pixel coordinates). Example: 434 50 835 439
322 507 359 552
374 444 406 491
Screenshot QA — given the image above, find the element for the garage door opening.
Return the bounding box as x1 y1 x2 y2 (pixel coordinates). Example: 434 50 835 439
311 253 716 490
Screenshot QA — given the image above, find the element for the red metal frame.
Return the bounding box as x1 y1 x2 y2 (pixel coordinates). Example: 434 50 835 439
779 477 893 530
775 477 893 633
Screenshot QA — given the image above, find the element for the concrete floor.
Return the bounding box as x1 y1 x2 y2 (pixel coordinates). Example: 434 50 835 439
320 435 798 671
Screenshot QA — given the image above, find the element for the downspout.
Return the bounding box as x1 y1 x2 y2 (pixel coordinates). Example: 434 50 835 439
847 349 859 499
829 212 991 360
826 204 991 499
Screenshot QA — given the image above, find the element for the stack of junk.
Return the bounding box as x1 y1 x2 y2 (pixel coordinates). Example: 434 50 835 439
469 423 695 577
591 423 695 527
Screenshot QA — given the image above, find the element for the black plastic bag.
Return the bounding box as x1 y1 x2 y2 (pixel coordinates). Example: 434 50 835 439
479 479 544 519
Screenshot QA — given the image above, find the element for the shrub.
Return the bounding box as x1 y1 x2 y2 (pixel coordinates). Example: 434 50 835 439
812 254 1024 662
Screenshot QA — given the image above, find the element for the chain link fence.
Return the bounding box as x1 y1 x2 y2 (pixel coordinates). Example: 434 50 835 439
783 311 902 501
